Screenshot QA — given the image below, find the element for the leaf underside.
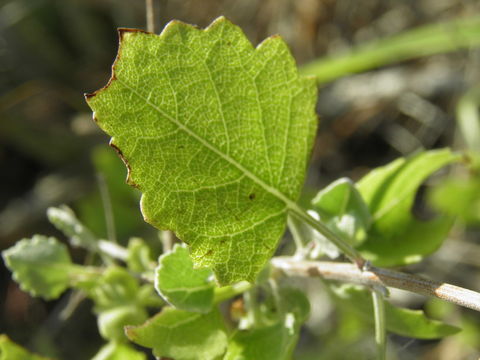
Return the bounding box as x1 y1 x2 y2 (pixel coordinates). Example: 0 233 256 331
86 17 317 284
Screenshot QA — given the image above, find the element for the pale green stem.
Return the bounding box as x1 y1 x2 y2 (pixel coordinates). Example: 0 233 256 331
243 288 260 327
371 288 386 360
98 239 129 261
287 215 306 255
289 206 365 268
214 281 252 303
97 173 117 244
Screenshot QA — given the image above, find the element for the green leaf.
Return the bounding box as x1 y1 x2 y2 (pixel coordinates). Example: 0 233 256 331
429 176 480 225
92 342 146 360
127 237 154 273
82 267 150 341
356 149 460 266
97 305 148 341
224 322 297 360
0 335 51 360
47 206 98 251
126 307 228 360
1 235 77 299
86 17 317 285
311 177 370 246
333 285 460 339
155 244 214 313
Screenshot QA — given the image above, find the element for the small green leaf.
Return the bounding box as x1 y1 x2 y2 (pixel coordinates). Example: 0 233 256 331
155 244 214 313
47 206 98 251
86 16 317 285
430 176 480 225
2 235 77 299
86 267 141 309
311 177 371 246
333 285 460 339
127 237 154 273
82 267 150 341
356 149 460 266
97 305 148 341
0 335 51 360
91 341 146 360
126 307 228 360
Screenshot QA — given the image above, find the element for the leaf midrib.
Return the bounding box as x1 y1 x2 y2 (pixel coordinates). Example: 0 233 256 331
117 78 300 213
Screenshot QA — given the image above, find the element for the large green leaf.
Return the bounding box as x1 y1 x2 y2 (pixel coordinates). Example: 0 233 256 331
333 285 460 339
86 17 317 285
356 149 460 266
1 235 79 299
126 307 228 360
0 335 51 360
155 244 215 313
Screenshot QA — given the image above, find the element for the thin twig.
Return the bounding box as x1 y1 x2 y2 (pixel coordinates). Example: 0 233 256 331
146 0 155 33
289 208 366 268
371 289 386 360
97 173 116 243
271 257 480 312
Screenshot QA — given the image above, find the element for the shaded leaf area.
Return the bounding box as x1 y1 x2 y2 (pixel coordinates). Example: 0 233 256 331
91 342 146 360
311 177 370 247
0 335 51 360
332 285 460 339
80 266 155 342
86 17 317 285
356 149 460 266
155 244 215 313
126 307 228 360
127 237 155 273
225 287 310 360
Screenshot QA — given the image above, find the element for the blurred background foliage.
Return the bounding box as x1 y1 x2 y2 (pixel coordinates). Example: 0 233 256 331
1 0 480 359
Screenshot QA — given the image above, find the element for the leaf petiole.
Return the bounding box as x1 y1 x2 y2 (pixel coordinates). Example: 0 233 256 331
371 288 387 360
288 205 366 268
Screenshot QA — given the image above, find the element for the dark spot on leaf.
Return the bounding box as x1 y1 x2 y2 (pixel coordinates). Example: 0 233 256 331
249 193 256 200
177 145 185 149
205 249 214 256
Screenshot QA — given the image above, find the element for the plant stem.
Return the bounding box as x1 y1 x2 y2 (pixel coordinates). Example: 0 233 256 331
287 215 306 256
98 239 129 261
97 173 117 243
214 281 252 303
145 0 155 33
271 257 480 312
289 207 365 268
371 288 386 360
